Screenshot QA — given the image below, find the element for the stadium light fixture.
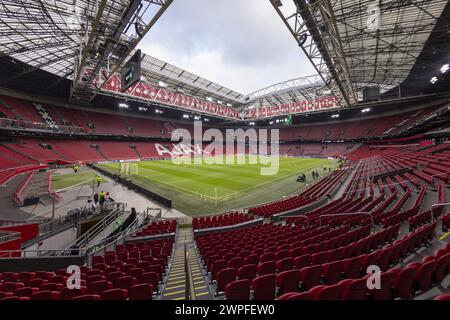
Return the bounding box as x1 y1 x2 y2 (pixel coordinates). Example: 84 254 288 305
138 107 148 112
194 115 201 120
183 114 190 119
249 122 255 126
331 114 340 118
269 121 274 125
227 103 232 107
217 100 223 105
440 64 449 74
155 109 163 114
361 108 371 113
206 97 213 102
430 76 438 84
203 118 210 122
158 81 168 87
119 103 129 109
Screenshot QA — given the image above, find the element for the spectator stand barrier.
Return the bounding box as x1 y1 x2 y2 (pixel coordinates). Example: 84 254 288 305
13 171 35 205
319 212 374 232
85 207 155 258
431 203 450 222
57 203 126 256
193 218 263 239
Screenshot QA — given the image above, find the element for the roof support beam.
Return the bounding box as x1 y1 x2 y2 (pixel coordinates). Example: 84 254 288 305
270 0 357 106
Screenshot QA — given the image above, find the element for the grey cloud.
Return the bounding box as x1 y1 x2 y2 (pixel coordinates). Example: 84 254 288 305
139 0 316 93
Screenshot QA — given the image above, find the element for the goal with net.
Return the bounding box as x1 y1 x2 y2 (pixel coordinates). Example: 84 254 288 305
119 162 139 175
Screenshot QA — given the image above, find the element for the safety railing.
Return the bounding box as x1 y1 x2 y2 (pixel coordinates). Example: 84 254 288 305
84 207 154 256
431 202 450 222
58 202 126 256
319 211 374 232
0 117 85 134
284 214 310 227
14 171 35 204
0 248 82 258
0 231 21 244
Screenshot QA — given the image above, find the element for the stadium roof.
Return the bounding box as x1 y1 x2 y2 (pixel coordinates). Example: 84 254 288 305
268 0 449 108
1 0 450 117
140 54 246 106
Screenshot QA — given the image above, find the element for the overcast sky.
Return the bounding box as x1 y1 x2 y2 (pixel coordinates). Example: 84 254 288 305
138 0 316 95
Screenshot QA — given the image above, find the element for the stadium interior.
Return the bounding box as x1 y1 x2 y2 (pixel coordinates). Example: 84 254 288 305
0 0 449 303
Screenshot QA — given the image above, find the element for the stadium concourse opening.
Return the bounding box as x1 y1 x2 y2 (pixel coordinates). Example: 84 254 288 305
0 0 450 315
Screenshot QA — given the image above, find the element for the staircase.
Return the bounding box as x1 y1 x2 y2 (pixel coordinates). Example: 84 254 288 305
20 172 49 203
91 145 109 161
44 142 69 161
33 102 59 130
161 228 212 300
59 203 126 255
0 97 22 119
130 145 142 159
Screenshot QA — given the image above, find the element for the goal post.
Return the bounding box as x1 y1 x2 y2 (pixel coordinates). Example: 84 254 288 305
119 162 130 175
119 162 138 175
129 163 139 175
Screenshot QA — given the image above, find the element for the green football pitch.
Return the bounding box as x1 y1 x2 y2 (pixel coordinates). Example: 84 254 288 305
98 156 337 216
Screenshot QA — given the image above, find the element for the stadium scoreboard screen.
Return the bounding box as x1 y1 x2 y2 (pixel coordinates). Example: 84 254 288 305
121 49 141 92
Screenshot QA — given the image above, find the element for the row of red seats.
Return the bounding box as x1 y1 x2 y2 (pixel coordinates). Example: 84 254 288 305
223 223 447 300
0 237 174 300
0 274 153 300
381 187 427 227
201 224 399 294
276 240 450 300
131 220 177 237
192 212 253 230
248 169 347 217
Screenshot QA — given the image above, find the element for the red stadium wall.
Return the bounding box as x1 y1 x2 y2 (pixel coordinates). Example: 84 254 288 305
0 223 39 243
0 237 21 257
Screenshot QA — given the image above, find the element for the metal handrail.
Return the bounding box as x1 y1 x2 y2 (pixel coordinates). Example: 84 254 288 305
0 248 82 258
431 202 450 223
0 117 85 134
85 208 171 258
0 231 21 243
85 207 153 255
319 211 374 231
286 214 310 227
58 203 126 256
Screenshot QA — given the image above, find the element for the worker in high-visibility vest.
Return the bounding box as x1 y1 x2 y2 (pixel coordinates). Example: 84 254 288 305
96 175 102 187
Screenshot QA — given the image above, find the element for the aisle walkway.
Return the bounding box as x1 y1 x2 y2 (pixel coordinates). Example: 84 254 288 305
160 228 213 300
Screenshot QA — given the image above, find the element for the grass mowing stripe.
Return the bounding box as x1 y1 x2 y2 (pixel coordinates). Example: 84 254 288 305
100 156 336 216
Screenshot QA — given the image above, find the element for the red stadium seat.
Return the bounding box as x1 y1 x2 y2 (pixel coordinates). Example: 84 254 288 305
299 265 322 290
277 292 310 300
276 270 300 295
60 287 88 300
434 293 450 300
101 288 128 300
31 290 60 300
309 284 341 300
216 268 237 294
252 274 276 300
72 294 102 300
128 284 154 300
88 280 113 294
237 264 257 280
339 278 368 300
257 261 275 276
225 279 251 300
